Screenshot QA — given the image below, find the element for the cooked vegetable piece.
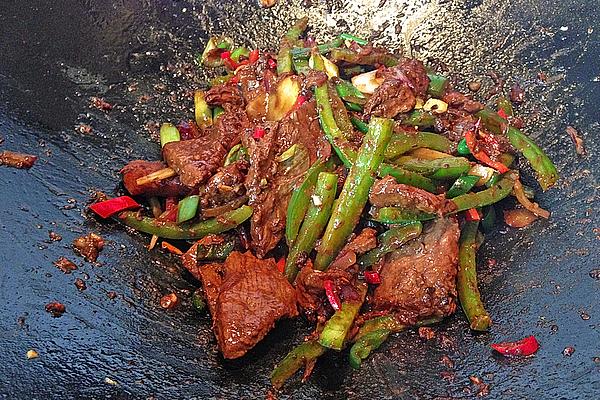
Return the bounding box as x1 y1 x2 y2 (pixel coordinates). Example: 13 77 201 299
196 236 237 261
335 79 367 104
427 73 448 98
378 163 438 193
118 205 252 240
401 110 436 128
457 138 470 155
451 173 516 212
446 175 480 198
90 196 140 219
357 222 423 268
491 335 539 357
277 17 309 74
385 131 452 160
194 91 213 129
314 117 393 270
370 207 435 224
285 172 337 282
223 144 247 166
177 195 200 223
330 47 398 67
496 96 514 117
270 340 326 389
290 37 345 59
319 283 367 350
339 32 368 45
349 329 390 369
350 116 369 133
393 156 471 180
192 289 206 312
160 123 180 148
457 220 491 331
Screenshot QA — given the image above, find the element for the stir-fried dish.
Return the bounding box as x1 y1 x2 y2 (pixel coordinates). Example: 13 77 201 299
89 18 558 388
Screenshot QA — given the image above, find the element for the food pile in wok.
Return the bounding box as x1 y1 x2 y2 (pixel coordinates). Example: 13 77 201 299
89 17 557 388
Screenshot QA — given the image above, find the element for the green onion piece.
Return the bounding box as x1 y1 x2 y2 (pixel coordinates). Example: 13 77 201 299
457 138 470 155
229 46 250 61
345 102 363 112
194 91 213 129
224 144 247 166
177 195 200 223
340 33 368 45
160 123 181 147
351 116 369 133
192 289 206 313
427 73 449 98
213 106 225 120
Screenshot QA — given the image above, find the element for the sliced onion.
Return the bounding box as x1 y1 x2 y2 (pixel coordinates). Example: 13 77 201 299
468 164 496 186
504 208 538 228
351 70 384 94
513 178 550 218
308 55 339 78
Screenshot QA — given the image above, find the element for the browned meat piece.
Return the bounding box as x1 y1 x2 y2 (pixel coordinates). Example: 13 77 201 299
205 84 244 107
295 263 356 321
236 58 278 120
120 160 190 197
74 278 87 291
163 106 248 187
363 80 416 118
72 233 104 262
477 131 514 160
200 160 248 208
183 251 297 359
329 228 378 270
370 176 456 215
45 301 66 317
0 150 37 169
276 99 331 164
53 257 78 274
372 218 460 324
382 59 430 97
443 91 484 114
509 83 525 104
303 70 328 90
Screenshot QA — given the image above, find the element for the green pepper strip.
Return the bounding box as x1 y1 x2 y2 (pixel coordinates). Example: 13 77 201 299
456 138 470 155
319 283 368 350
335 79 367 104
229 46 250 62
329 47 398 67
314 117 393 270
446 175 480 198
118 205 253 240
393 156 471 180
270 340 326 389
350 116 369 134
385 131 452 160
378 163 438 193
476 108 558 190
339 32 368 46
197 236 237 261
458 220 491 331
285 160 331 246
427 73 448 98
290 37 345 59
357 222 423 268
400 110 436 128
370 207 436 224
177 195 200 223
277 17 309 75
345 102 363 112
497 96 514 117
285 172 337 282
159 123 180 148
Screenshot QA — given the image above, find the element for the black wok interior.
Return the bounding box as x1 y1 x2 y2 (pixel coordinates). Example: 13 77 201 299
0 0 598 398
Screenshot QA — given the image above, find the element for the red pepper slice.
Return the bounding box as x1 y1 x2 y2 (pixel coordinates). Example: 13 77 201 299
252 127 266 139
161 241 183 255
276 258 285 274
465 208 481 221
464 130 510 174
248 49 259 64
89 196 140 219
267 58 277 69
323 279 342 311
364 271 381 285
497 109 509 119
491 335 539 357
223 57 238 70
220 51 231 60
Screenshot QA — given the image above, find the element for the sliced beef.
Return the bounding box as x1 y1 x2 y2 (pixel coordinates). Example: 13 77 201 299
205 83 244 107
363 80 416 118
382 59 430 97
443 91 484 114
369 176 456 215
372 218 460 324
163 106 248 187
120 160 190 197
329 228 378 270
244 100 330 257
0 150 37 169
182 250 297 359
200 160 248 208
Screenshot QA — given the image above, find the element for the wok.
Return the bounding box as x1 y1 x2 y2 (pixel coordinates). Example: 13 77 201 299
1 0 598 398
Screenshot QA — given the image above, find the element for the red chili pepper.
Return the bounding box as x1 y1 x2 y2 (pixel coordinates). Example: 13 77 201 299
276 258 285 273
229 75 239 85
223 57 238 70
159 198 178 222
252 127 266 139
220 51 231 60
497 109 509 119
267 58 277 69
323 279 342 311
491 335 539 357
464 130 510 174
161 241 183 255
364 270 381 285
89 196 140 219
465 208 481 221
293 95 306 110
248 49 259 64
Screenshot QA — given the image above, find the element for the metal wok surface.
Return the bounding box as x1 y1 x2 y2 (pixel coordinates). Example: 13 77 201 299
0 1 599 398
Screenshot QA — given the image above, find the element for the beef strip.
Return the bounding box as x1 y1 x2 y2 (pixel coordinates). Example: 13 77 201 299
0 150 37 169
329 228 378 270
200 160 248 208
244 100 330 257
205 84 244 107
120 160 190 197
363 80 416 118
369 176 456 215
382 58 430 97
163 106 248 187
443 91 484 114
182 250 297 359
372 218 460 324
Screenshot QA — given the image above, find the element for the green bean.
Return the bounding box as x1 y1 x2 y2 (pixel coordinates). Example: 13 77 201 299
457 220 491 331
357 222 422 268
290 37 345 59
378 163 439 193
118 205 252 240
385 131 452 160
350 116 369 134
370 206 436 224
335 79 367 104
393 156 471 180
277 17 309 74
451 173 515 212
270 340 326 389
314 117 393 270
196 235 237 261
400 110 436 128
349 329 390 369
319 284 367 350
285 172 337 282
